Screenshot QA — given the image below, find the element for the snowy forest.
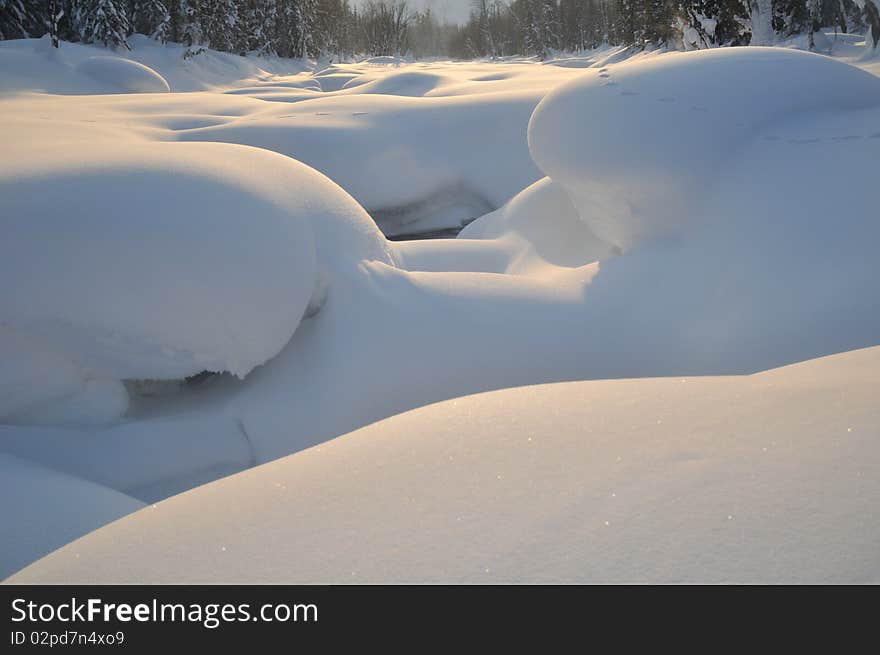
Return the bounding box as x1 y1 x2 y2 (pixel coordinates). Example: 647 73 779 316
1 0 878 58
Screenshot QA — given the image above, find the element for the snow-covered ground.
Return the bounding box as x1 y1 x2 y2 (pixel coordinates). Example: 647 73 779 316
1 33 879 582
10 346 880 584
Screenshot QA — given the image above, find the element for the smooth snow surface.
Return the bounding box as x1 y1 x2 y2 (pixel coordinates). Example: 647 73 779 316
76 56 171 94
1 141 326 382
2 35 879 581
0 454 144 580
529 47 880 249
9 347 879 584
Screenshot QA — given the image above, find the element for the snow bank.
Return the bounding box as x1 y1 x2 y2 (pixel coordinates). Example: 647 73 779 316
0 36 309 95
455 177 614 274
0 329 86 421
10 347 879 584
76 55 170 94
528 48 880 249
0 328 128 426
173 60 594 236
1 140 322 381
2 48 879 580
0 417 254 502
0 453 144 580
396 177 612 276
176 92 547 235
221 50 880 464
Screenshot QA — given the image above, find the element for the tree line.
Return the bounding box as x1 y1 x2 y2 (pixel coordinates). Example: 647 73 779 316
1 0 877 58
456 0 877 56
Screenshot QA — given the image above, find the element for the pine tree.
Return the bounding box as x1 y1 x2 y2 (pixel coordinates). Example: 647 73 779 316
276 0 311 57
772 0 809 38
240 0 277 54
131 0 171 41
198 0 238 52
0 0 35 39
643 0 673 44
613 0 638 44
74 0 131 48
678 0 751 48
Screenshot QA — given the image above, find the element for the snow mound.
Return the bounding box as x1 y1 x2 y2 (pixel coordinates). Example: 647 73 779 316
0 417 254 502
1 141 323 381
177 92 544 237
400 177 613 276
10 346 878 584
528 48 880 249
0 37 309 95
0 329 85 420
0 328 128 426
0 453 144 580
458 177 614 273
348 71 446 97
75 55 171 93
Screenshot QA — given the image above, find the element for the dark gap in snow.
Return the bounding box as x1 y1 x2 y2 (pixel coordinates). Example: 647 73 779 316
387 227 465 241
370 183 493 240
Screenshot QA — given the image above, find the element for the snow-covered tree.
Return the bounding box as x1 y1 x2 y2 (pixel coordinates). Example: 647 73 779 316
856 0 879 47
43 0 67 47
130 0 171 41
240 0 277 54
276 0 316 57
359 0 410 56
519 0 557 57
194 0 238 51
0 0 35 39
74 0 131 48
749 0 774 43
806 0 821 46
677 0 751 48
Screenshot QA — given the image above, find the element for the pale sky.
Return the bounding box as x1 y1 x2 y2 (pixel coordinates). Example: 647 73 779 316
357 0 473 25
418 0 472 24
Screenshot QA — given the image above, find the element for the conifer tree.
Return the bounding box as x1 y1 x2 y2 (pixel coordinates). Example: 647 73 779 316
74 0 131 48
0 0 34 40
131 0 171 41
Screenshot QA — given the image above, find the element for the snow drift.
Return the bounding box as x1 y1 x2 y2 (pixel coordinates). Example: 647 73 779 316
0 453 144 580
1 40 880 581
76 56 170 94
0 140 331 386
9 347 879 584
528 48 880 249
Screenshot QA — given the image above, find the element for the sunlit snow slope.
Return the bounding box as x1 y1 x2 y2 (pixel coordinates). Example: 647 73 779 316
9 347 879 584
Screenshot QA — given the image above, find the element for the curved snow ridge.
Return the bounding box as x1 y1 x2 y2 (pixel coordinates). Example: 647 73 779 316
10 345 879 584
176 91 545 235
456 177 615 274
0 453 145 580
1 141 329 384
528 47 880 250
76 56 171 94
341 70 448 97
